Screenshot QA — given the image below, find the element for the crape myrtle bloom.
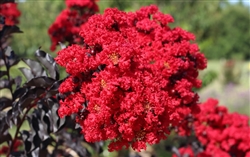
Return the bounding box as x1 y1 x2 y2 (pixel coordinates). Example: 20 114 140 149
174 98 250 157
48 9 82 51
48 0 99 51
0 3 21 25
56 5 207 151
172 99 250 157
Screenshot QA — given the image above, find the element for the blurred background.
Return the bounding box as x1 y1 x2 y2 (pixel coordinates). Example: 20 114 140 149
6 0 250 156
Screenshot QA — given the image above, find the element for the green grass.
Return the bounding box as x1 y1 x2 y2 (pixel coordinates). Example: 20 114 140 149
198 60 250 116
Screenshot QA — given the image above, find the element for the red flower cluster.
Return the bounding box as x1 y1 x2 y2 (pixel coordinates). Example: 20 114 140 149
48 0 99 51
0 2 21 25
173 98 250 157
56 5 207 151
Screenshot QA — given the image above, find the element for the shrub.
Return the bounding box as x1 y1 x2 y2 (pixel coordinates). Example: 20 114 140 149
0 1 249 157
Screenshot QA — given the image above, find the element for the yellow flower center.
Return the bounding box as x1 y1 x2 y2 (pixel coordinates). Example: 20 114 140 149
136 130 146 140
94 104 100 112
164 61 170 68
109 52 119 65
144 101 151 112
101 79 107 88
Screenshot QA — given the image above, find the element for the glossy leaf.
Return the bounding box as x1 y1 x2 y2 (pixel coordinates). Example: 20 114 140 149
22 59 47 77
0 132 12 145
35 49 59 80
19 68 34 81
0 97 12 110
24 76 54 88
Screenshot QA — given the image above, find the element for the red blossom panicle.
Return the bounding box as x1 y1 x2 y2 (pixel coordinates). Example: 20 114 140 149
0 3 21 25
193 98 249 157
56 5 207 151
48 0 99 51
172 99 250 157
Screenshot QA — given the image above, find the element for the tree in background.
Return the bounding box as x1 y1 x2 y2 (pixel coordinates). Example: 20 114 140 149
204 3 250 59
155 0 250 60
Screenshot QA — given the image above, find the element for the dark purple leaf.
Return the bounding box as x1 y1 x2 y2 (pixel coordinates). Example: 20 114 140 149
19 68 34 81
49 98 65 132
0 112 9 134
29 114 40 134
19 87 44 110
0 25 22 38
21 131 32 152
24 76 55 88
13 87 28 101
0 132 12 144
10 151 26 157
22 59 47 77
42 114 51 135
46 80 62 98
165 145 172 151
35 49 59 80
0 97 12 110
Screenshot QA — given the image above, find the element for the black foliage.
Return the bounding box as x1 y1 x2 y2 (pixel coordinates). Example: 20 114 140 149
35 49 59 80
0 25 22 37
1 47 103 156
0 25 22 52
0 0 15 4
0 12 103 157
